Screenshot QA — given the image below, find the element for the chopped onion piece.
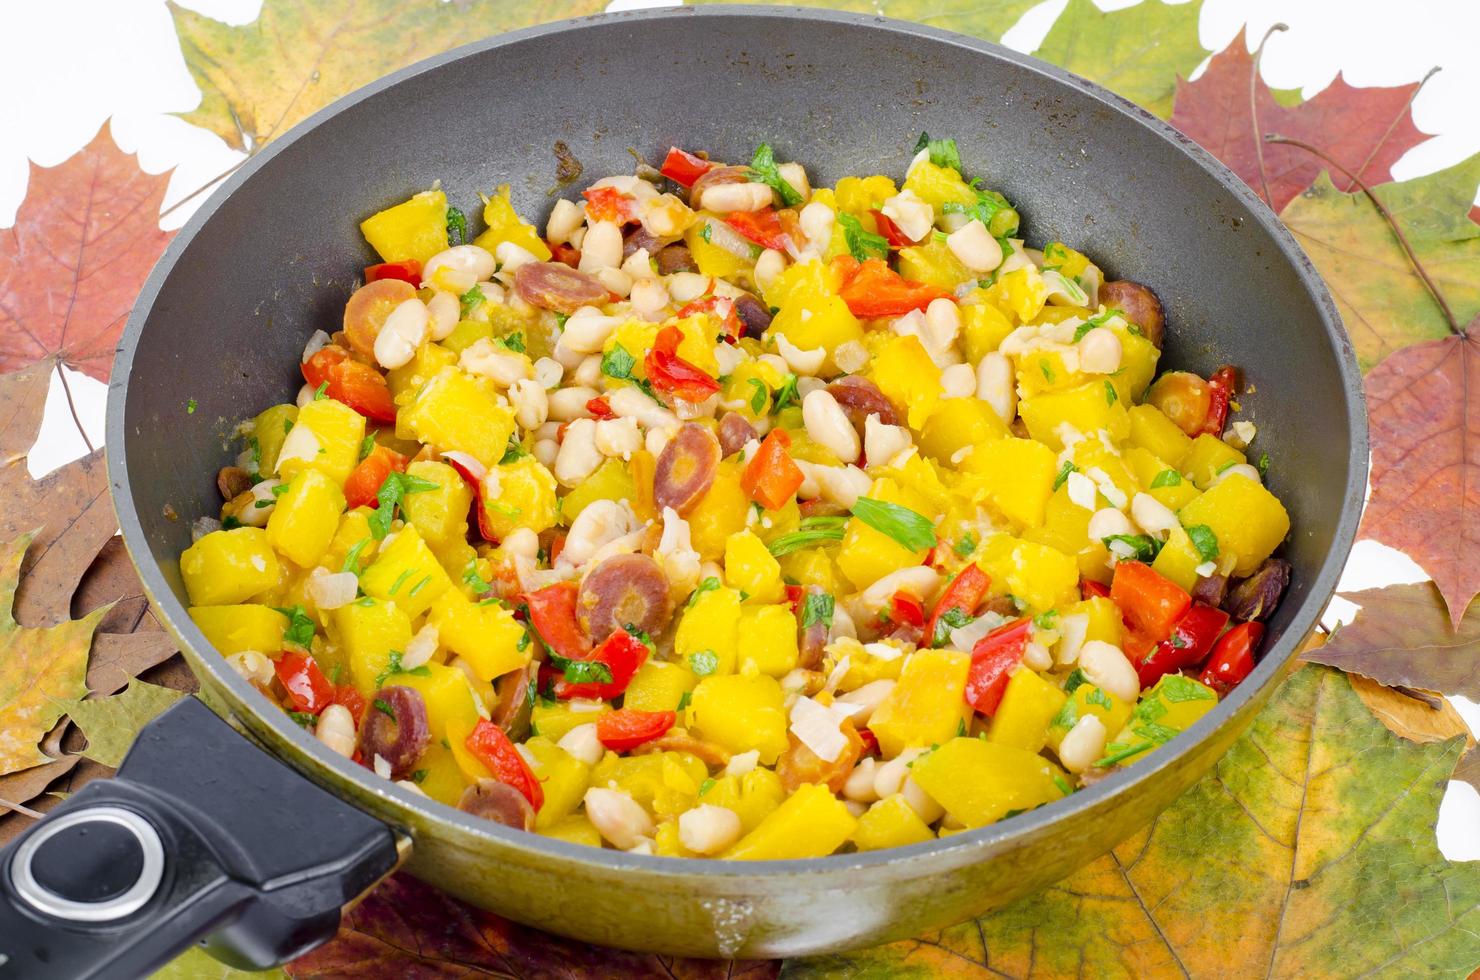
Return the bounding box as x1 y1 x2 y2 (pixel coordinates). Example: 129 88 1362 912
403 625 440 670
301 329 331 363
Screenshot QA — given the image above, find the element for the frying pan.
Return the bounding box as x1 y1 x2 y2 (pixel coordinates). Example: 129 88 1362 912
0 7 1366 976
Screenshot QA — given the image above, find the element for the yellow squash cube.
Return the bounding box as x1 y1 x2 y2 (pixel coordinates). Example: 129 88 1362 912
675 584 742 676
188 604 288 655
360 188 449 265
402 368 516 467
623 661 698 713
180 528 280 606
901 159 977 212
1127 404 1193 468
737 604 799 677
411 742 468 807
1176 473 1290 576
868 650 972 759
960 300 1015 363
275 398 365 487
321 510 378 574
428 592 528 682
472 185 551 262
558 457 632 526
724 530 784 604
251 404 298 477
1124 445 1200 511
1182 434 1247 489
1020 381 1131 449
400 460 473 546
865 333 940 430
910 737 1066 828
960 437 1058 528
1105 674 1219 766
687 674 789 763
852 793 936 852
984 266 1047 324
723 783 858 860
986 667 1068 753
918 397 1009 464
522 737 591 830
332 598 413 695
699 769 786 832
392 662 482 743
686 461 750 561
1151 524 1204 593
387 342 457 400
897 239 970 290
266 468 346 569
837 477 934 591
976 535 1080 614
539 815 602 848
530 699 610 742
482 456 558 537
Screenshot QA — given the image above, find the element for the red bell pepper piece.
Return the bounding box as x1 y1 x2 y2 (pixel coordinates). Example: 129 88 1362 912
364 259 422 287
889 592 927 629
1111 561 1192 641
586 396 615 420
645 325 720 402
741 429 805 510
832 256 953 318
1201 365 1238 436
465 720 544 810
522 581 591 661
676 295 743 343
1134 603 1231 688
301 347 397 423
1080 578 1111 600
925 565 990 648
331 685 368 725
964 617 1032 715
1198 621 1263 695
596 709 677 752
552 628 649 701
784 584 805 614
276 651 334 714
869 209 916 247
549 240 581 268
857 727 879 756
724 209 791 251
582 185 637 224
343 443 408 510
660 146 716 187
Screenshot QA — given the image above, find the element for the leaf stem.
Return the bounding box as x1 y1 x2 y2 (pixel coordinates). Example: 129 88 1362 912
55 360 94 454
1392 685 1444 711
157 156 250 223
1249 23 1289 209
0 797 43 820
1267 134 1462 336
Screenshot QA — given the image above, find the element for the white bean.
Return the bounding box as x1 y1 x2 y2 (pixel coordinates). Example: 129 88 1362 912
872 747 927 800
426 290 460 341
595 266 632 299
1087 508 1135 542
608 386 680 430
557 723 605 766
460 339 532 387
629 277 670 320
546 198 584 245
494 241 538 275
975 351 1017 423
594 416 642 459
863 414 912 469
754 249 787 291
698 182 774 213
777 162 811 202
315 704 356 758
578 220 624 273
574 353 603 388
946 219 1004 273
776 333 826 376
644 425 674 458
509 378 548 431
555 419 603 486
533 356 563 389
1079 640 1140 704
558 308 623 355
225 650 274 686
533 438 558 469
677 804 743 855
880 189 934 243
236 479 280 527
1022 640 1053 672
811 463 871 509
924 298 961 352
1057 715 1108 773
1130 493 1178 537
843 757 881 803
665 272 712 304
1213 464 1263 486
835 680 896 727
939 363 976 399
1078 328 1122 374
640 193 694 238
294 382 317 408
901 777 945 824
502 527 540 562
548 386 601 422
423 245 496 294
374 298 429 369
798 200 835 253
801 389 860 463
583 787 654 850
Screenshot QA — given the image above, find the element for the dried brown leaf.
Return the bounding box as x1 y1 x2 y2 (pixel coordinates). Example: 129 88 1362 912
1305 582 1480 697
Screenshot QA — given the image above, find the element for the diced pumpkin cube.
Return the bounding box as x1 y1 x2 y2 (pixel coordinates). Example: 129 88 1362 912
428 592 528 682
737 604 800 677
558 457 633 525
539 815 602 847
1182 434 1247 490
837 477 934 590
266 468 346 568
359 525 452 618
1124 446 1201 511
623 660 698 712
530 699 609 742
1127 404 1193 468
590 751 706 816
959 300 1016 363
723 783 858 860
402 367 516 467
387 342 458 400
769 295 865 376
392 662 481 743
687 673 789 764
986 667 1067 753
441 318 494 356
686 460 751 562
909 737 1066 828
322 510 378 575
724 530 784 604
180 528 280 606
897 239 969 290
1020 381 1131 449
1076 595 1125 648
685 217 750 280
1022 485 1091 556
332 598 413 695
472 185 552 262
901 159 977 213
1176 473 1290 576
275 398 366 487
868 650 972 758
865 333 940 430
853 793 936 851
833 175 900 217
411 742 468 807
976 535 1080 614
398 461 472 546
1112 327 1160 404
779 546 843 595
1151 524 1204 593
480 455 558 537
919 397 1009 464
360 188 448 265
188 604 288 655
675 584 741 676
960 437 1058 528
983 266 1047 324
1105 674 1219 766
251 404 298 477
1016 347 1085 398
699 769 786 833
522 737 590 830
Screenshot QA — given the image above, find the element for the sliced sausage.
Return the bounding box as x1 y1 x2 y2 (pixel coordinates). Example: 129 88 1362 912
577 553 673 643
513 261 609 314
357 686 430 781
458 779 536 830
1099 280 1165 348
718 412 758 458
490 664 534 742
655 244 698 275
826 376 900 429
217 465 252 500
653 423 720 516
732 293 773 340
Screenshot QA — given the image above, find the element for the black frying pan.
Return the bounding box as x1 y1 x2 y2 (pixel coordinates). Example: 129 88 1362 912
0 8 1366 976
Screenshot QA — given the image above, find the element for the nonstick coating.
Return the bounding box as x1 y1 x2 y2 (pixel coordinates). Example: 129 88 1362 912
107 6 1366 957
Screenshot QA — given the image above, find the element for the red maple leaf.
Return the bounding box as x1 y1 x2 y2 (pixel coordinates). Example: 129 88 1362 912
1169 28 1433 212
1359 316 1480 629
0 122 174 382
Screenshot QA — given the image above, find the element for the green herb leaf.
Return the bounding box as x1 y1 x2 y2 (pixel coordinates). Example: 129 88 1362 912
912 131 962 172
446 205 466 246
954 531 979 558
547 652 614 686
747 378 768 414
495 331 525 353
1104 380 1119 405
687 576 721 609
1087 686 1113 709
1040 361 1056 383
1094 740 1154 767
699 222 713 243
368 472 441 539
601 342 637 382
358 433 377 461
185 397 197 414
770 373 801 414
373 698 396 720
1063 668 1089 694
932 607 973 648
1257 451 1271 478
767 527 845 557
313 381 329 400
272 605 315 647
463 560 493 594
1053 460 1078 491
851 497 937 552
746 143 803 207
1185 523 1220 562
459 284 485 318
500 438 529 465
1150 469 1182 489
1034 610 1059 630
698 777 716 797
800 592 835 631
1102 533 1162 563
688 649 720 677
676 690 693 712
838 212 890 262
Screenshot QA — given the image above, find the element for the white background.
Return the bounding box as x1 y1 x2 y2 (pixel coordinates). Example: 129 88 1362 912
3 0 1476 856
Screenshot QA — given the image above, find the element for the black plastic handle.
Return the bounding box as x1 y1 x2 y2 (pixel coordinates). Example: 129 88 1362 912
0 698 402 978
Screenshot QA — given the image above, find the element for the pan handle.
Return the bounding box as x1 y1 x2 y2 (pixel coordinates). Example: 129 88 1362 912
0 697 403 979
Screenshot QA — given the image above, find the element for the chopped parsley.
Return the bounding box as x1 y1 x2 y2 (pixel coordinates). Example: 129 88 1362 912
494 331 526 353
851 497 936 552
313 381 330 400
186 398 197 414
912 131 962 172
676 690 693 712
1033 610 1058 630
932 607 973 648
463 560 493 594
1040 361 1056 383
1257 452 1271 478
372 698 396 720
272 605 316 648
460 284 486 318
771 373 801 414
1087 687 1113 710
1063 668 1089 694
699 223 713 243
600 341 661 403
1150 469 1182 489
1104 381 1118 405
746 142 804 207
1185 524 1220 562
954 531 979 558
342 538 372 575
547 652 614 686
368 471 441 539
698 777 716 797
687 576 722 608
1102 533 1162 563
500 438 529 464
688 649 720 677
800 591 835 631
288 711 317 728
1053 460 1078 491
359 433 377 461
747 378 768 414
446 205 467 246
838 212 889 262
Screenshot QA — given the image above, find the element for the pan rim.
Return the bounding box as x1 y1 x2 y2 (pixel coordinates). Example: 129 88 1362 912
106 4 1368 885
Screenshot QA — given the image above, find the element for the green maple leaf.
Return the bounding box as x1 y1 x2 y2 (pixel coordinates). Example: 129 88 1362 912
787 667 1480 978
1279 152 1480 371
169 0 610 151
688 0 1041 43
1034 0 1207 119
58 681 185 769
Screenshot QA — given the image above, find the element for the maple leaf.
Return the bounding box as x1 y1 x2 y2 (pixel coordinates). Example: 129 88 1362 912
1169 28 1433 212
789 666 1480 979
285 871 780 979
1344 673 1478 796
58 680 185 769
0 123 174 382
169 0 611 153
1278 153 1480 371
1303 583 1480 698
689 0 1041 44
1034 0 1207 119
1357 326 1480 630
